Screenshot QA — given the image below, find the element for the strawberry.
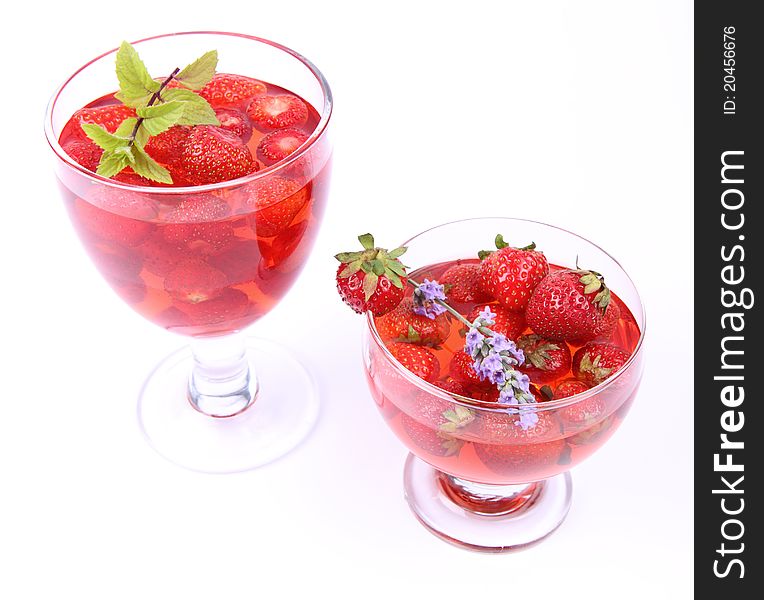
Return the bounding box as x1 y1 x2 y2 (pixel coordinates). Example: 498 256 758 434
256 128 308 166
144 126 190 170
61 104 136 142
441 262 492 305
63 139 102 172
375 297 451 346
516 334 572 384
467 304 526 341
72 197 152 247
162 194 234 253
554 379 590 399
214 108 253 142
246 178 311 238
572 342 631 387
525 268 621 342
199 73 267 108
137 233 185 277
179 126 259 185
175 288 251 326
207 239 262 285
401 391 474 457
335 234 408 316
478 235 549 311
88 239 143 283
163 259 228 303
387 342 440 382
474 412 565 477
432 379 468 396
568 414 617 446
448 350 486 387
246 94 309 132
260 220 310 270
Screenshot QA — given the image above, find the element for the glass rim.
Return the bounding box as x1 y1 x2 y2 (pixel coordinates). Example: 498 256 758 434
365 216 647 413
44 30 333 195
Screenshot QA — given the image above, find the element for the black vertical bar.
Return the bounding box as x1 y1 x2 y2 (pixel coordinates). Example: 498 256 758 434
695 2 761 595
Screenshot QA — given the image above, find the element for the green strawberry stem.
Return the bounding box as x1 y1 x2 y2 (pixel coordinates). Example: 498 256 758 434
126 67 180 147
406 277 493 336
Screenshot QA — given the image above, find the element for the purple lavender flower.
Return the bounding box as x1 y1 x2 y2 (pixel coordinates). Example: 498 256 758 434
477 306 496 326
465 328 484 355
516 410 539 430
476 352 504 383
412 279 448 320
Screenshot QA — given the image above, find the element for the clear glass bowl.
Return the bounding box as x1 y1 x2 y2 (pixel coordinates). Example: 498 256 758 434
45 32 332 473
363 218 645 551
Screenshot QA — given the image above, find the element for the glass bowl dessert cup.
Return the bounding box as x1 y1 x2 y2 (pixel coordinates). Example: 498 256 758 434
45 32 332 473
363 218 645 552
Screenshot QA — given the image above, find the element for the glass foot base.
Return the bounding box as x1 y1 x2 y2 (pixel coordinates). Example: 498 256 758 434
403 454 572 552
137 338 319 473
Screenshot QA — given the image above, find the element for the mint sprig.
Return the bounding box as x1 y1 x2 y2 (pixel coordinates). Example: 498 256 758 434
82 41 220 184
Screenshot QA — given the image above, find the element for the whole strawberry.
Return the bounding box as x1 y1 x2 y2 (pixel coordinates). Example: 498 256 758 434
572 342 631 387
376 297 451 346
387 342 440 382
478 235 549 311
179 126 259 185
441 262 492 305
335 234 408 316
467 304 526 341
525 268 621 343
401 388 474 457
516 333 572 384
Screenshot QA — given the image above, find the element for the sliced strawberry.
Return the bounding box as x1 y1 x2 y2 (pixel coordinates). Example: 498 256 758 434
60 104 136 141
175 287 251 325
246 94 309 132
442 263 492 305
179 126 259 185
199 73 267 108
516 333 572 384
163 259 228 303
256 128 308 166
214 108 253 142
162 194 234 253
259 219 310 271
467 304 526 341
572 342 631 386
375 297 451 346
387 342 440 383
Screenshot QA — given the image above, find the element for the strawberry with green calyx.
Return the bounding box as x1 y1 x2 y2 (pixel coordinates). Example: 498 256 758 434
387 342 440 382
525 268 621 342
516 334 572 384
441 262 492 305
401 387 475 457
335 233 408 316
76 41 222 184
572 342 630 387
478 234 549 312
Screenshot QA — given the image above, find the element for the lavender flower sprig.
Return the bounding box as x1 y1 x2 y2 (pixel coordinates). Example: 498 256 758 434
407 278 539 430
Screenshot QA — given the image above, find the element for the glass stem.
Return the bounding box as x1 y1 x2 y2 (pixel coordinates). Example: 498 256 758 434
438 473 542 516
188 332 257 418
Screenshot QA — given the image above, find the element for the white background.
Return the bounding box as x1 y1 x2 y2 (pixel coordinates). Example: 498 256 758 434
0 1 692 598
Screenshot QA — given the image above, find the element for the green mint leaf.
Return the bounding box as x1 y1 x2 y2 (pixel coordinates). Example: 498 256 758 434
136 101 185 136
130 144 173 184
161 89 219 126
81 123 128 151
96 149 132 178
114 41 161 107
176 50 218 90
